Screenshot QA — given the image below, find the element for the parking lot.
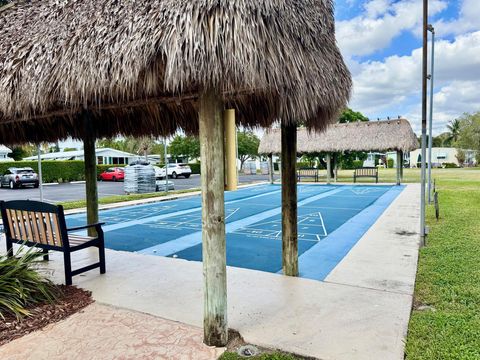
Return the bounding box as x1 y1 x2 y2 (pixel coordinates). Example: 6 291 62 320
0 174 278 203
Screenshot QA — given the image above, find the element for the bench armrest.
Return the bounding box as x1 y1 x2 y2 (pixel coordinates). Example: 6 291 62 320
67 222 105 232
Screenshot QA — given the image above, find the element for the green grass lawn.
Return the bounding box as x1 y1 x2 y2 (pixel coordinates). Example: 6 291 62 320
404 168 480 359
58 188 200 210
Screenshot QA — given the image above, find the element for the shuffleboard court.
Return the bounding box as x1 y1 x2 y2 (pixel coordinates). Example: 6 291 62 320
66 184 404 280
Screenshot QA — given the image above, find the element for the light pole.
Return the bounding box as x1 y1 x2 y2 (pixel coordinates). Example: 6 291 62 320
427 24 435 204
37 144 44 202
164 137 168 194
420 0 428 247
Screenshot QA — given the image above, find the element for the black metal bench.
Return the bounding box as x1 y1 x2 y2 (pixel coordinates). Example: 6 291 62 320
0 200 106 286
297 168 319 182
353 167 378 183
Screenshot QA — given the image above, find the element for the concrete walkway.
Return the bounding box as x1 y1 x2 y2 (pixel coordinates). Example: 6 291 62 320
1 184 420 359
0 303 223 360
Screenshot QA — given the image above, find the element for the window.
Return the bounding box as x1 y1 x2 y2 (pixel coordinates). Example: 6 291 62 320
97 156 104 165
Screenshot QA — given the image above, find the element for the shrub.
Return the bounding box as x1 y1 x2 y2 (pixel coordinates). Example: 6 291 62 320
296 161 311 169
0 161 85 183
387 158 394 168
0 248 58 319
353 160 363 168
443 162 458 168
188 163 201 174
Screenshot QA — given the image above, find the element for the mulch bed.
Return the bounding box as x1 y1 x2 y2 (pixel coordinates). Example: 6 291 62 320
0 285 93 346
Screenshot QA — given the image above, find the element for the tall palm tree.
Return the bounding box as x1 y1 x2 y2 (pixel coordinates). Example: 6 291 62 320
447 119 461 144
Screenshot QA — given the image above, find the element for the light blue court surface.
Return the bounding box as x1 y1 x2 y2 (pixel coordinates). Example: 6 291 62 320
67 184 404 281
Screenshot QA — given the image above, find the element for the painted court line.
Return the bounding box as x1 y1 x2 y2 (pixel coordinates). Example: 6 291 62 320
140 187 346 256
296 185 405 280
73 187 283 236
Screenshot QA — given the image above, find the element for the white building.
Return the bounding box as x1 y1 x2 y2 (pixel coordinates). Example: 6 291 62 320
0 145 12 162
409 147 477 167
24 148 137 165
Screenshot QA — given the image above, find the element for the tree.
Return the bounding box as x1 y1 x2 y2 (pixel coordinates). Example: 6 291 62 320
455 149 466 166
447 119 461 143
456 112 480 159
97 136 164 160
338 108 369 123
168 135 200 162
8 146 35 161
237 131 260 170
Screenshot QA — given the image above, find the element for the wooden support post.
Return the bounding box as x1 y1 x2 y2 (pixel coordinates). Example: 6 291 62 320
400 150 404 180
224 109 237 191
326 153 332 184
199 89 228 347
396 151 402 185
269 154 274 184
333 154 338 182
281 122 298 277
82 112 98 237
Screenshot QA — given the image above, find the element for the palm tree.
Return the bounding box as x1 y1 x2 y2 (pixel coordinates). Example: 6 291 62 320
446 119 461 144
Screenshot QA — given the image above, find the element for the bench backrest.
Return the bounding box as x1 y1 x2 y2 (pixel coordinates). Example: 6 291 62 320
0 200 66 247
355 167 377 176
298 169 318 175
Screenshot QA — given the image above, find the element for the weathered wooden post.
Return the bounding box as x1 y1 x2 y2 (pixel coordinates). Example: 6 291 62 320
333 153 338 182
400 150 404 180
199 89 228 346
269 154 274 184
82 112 99 237
281 122 298 276
396 150 402 185
224 109 238 191
326 153 332 184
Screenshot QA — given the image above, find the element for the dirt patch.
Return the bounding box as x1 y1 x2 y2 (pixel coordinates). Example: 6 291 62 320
0 286 93 346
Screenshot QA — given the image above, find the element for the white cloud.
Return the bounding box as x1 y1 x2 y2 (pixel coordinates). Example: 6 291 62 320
348 31 480 135
434 0 480 36
336 0 447 57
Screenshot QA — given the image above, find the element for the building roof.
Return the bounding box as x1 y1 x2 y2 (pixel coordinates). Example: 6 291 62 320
0 144 12 153
23 148 136 161
258 119 419 154
0 0 351 144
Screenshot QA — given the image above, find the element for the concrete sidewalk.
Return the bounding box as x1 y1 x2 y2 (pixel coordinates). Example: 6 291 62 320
1 184 420 359
0 303 223 360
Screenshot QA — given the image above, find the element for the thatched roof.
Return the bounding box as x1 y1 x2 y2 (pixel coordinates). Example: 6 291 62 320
0 0 351 145
258 119 419 154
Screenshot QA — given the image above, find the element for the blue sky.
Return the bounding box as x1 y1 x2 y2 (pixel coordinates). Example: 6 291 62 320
335 0 480 135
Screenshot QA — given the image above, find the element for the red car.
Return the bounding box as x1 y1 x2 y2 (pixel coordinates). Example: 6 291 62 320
99 167 125 181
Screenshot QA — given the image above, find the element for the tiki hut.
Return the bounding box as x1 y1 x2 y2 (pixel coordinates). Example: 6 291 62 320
259 119 419 184
0 0 351 345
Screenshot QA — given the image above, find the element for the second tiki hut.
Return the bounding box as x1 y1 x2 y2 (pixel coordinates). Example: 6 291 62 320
0 0 352 345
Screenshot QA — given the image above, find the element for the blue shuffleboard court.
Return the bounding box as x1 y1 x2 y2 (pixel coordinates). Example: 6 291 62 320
66 184 404 281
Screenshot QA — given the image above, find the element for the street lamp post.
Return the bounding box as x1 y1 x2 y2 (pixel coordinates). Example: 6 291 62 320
427 24 435 204
420 0 428 247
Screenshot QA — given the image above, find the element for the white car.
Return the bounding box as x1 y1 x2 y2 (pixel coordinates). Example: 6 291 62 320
152 163 192 179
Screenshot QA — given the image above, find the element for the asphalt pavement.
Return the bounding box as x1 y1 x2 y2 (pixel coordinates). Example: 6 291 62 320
0 174 278 203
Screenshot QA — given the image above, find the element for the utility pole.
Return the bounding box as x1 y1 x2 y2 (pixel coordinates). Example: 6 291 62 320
420 0 428 247
427 24 435 204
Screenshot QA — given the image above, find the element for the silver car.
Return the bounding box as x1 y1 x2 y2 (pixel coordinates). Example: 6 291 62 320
1 167 39 189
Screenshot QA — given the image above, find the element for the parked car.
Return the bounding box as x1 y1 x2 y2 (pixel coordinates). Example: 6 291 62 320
155 179 175 192
0 167 39 189
166 163 191 179
98 167 125 181
152 166 167 180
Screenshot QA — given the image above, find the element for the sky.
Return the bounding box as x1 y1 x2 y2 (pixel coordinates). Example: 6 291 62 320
335 0 480 135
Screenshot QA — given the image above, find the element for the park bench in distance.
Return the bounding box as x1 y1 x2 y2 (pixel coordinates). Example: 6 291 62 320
0 200 106 285
297 168 320 182
353 167 379 183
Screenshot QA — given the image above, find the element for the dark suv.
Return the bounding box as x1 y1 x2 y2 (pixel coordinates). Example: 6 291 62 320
1 167 39 189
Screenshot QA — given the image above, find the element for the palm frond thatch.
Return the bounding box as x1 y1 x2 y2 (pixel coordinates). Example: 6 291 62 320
0 0 351 145
258 119 420 154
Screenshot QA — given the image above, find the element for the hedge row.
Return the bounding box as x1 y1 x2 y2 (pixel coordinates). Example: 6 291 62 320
0 161 200 183
0 161 85 183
